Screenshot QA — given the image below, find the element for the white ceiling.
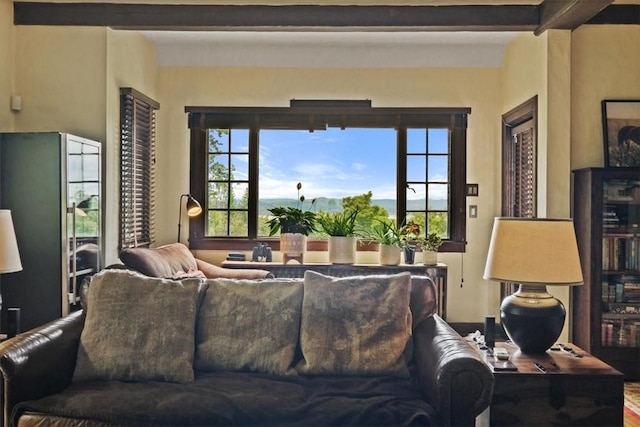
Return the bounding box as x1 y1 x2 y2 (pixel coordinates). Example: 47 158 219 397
141 30 521 68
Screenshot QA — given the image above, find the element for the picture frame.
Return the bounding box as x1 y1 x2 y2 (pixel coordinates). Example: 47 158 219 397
602 100 640 167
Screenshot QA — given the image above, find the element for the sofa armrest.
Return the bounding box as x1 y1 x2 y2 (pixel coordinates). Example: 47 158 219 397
0 310 84 426
195 258 274 279
413 314 494 427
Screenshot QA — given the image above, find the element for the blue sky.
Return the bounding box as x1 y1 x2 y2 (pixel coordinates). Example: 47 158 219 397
259 128 397 200
227 127 449 201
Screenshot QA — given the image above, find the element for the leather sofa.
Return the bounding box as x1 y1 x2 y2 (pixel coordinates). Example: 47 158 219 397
116 242 274 279
0 270 493 427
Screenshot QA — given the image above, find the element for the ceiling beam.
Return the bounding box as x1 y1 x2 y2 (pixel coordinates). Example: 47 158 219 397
588 5 640 25
14 3 541 31
535 0 614 35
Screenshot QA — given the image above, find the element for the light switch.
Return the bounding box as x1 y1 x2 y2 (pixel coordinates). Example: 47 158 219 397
469 205 478 218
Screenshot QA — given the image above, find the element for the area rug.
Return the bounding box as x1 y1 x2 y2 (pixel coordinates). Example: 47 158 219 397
625 382 640 427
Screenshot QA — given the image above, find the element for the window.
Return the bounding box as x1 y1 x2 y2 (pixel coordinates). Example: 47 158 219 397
120 88 160 249
187 103 469 252
501 96 537 218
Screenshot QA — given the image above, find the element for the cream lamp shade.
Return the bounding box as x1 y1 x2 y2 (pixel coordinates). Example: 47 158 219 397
483 217 583 286
0 210 22 274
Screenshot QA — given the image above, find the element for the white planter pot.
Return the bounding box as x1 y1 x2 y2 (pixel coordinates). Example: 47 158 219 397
379 244 401 266
280 233 307 262
328 236 356 264
423 250 438 265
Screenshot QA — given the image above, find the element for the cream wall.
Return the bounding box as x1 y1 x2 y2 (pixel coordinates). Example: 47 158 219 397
0 0 15 131
1 16 639 324
12 26 107 141
156 65 503 321
571 25 640 170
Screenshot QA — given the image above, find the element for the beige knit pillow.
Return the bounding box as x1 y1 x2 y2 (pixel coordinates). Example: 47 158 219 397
73 270 202 384
297 271 412 377
195 278 304 375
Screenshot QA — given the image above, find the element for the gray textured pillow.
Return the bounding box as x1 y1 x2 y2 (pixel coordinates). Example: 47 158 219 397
195 278 304 375
297 271 412 377
73 270 201 384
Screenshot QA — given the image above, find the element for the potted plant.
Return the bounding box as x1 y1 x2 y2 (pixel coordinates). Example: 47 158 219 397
266 183 316 263
367 219 403 265
317 208 361 264
421 232 443 265
400 220 421 264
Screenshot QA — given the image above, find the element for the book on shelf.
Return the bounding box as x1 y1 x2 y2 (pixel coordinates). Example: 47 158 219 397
601 318 640 348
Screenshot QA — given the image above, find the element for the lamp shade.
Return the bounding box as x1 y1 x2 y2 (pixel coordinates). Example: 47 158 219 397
0 210 22 274
483 217 583 286
185 195 203 217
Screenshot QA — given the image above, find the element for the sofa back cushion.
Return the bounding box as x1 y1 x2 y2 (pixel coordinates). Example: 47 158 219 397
195 278 304 375
119 242 199 278
410 276 438 328
73 270 203 384
296 271 412 377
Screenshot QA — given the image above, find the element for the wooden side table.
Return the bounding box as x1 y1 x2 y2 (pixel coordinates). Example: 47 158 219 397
475 341 624 426
221 261 448 319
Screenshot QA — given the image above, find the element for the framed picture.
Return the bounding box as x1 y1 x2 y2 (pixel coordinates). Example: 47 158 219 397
602 100 640 167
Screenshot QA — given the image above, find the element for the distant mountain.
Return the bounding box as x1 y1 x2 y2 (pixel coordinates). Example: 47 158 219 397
259 197 447 216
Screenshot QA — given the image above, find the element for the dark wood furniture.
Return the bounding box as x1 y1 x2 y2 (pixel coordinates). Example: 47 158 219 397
573 167 640 379
222 261 448 319
475 341 623 426
0 132 102 332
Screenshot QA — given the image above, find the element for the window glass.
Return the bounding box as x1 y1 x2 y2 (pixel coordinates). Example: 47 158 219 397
207 129 249 236
258 127 396 237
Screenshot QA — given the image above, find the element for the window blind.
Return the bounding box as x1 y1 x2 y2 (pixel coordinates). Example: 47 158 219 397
120 88 159 249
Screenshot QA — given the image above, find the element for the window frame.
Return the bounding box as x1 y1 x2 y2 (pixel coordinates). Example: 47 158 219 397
186 104 469 253
119 87 160 249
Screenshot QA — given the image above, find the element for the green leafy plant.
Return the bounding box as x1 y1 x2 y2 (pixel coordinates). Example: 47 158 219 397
400 219 442 251
422 232 443 252
317 208 361 237
367 219 404 247
266 182 317 236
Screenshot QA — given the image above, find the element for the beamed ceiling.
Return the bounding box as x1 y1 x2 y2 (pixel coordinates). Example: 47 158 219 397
12 1 640 33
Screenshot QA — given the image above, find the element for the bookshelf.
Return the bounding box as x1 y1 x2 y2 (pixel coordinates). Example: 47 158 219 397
573 167 640 379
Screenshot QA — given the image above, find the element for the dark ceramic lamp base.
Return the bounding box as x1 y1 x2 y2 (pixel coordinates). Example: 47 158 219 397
500 284 565 354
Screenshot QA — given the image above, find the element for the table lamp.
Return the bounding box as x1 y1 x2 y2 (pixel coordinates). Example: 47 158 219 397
483 217 583 353
0 210 23 314
177 194 203 243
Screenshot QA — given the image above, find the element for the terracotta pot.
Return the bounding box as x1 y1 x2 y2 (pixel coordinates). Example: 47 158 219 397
379 244 401 266
328 236 356 264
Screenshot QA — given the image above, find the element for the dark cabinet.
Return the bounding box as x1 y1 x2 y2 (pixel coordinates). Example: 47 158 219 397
0 132 101 332
573 167 640 379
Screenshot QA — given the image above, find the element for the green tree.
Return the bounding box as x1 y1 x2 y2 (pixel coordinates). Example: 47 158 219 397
342 191 389 232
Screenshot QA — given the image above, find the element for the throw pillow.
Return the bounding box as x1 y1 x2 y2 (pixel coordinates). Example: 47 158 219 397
119 242 199 277
297 271 412 377
73 270 202 384
195 278 304 375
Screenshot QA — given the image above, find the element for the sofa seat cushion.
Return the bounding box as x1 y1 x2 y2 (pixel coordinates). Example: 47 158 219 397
12 372 442 427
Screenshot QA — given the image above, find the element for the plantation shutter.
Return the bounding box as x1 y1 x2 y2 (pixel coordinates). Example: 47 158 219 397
508 123 536 218
120 88 160 248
